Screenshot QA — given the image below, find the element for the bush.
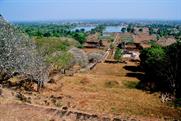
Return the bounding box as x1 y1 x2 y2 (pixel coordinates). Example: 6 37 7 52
72 32 87 44
69 48 88 68
88 51 105 63
47 51 75 72
114 48 123 61
34 37 79 55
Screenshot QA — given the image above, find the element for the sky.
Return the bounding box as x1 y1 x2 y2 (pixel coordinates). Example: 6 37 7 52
0 0 181 22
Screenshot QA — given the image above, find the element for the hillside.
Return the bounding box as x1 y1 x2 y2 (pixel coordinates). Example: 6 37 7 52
0 16 181 121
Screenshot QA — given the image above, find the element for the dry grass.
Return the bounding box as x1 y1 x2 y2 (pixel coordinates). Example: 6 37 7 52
0 61 180 120
42 62 181 120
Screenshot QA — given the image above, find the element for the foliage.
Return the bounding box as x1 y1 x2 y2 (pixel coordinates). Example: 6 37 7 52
127 24 134 33
34 37 80 72
34 37 79 55
140 45 166 80
148 27 154 35
72 32 87 44
17 24 72 37
148 40 157 46
121 27 126 33
47 51 75 71
114 48 123 61
17 24 87 44
147 24 181 39
90 25 106 34
109 43 114 49
140 42 181 97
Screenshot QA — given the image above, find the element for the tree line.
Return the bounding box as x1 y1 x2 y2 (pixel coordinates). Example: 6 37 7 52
17 24 87 45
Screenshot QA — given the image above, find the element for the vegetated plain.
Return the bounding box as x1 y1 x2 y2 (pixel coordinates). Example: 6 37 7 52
0 16 181 121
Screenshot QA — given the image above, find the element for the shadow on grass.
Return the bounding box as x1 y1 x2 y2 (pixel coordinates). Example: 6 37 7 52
123 65 159 92
123 65 142 72
125 72 149 90
126 73 145 80
126 72 160 93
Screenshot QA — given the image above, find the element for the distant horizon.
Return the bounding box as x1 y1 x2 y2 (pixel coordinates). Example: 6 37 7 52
8 17 181 23
1 0 181 22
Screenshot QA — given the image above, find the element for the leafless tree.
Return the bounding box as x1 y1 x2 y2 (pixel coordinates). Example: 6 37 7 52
0 16 49 91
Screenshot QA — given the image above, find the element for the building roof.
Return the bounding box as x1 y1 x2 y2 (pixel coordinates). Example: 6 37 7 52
157 37 176 47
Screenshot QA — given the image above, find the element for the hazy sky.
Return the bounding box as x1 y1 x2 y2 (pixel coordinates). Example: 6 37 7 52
0 0 181 22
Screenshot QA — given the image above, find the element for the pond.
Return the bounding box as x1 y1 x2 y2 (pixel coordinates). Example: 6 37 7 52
104 26 122 33
72 26 95 32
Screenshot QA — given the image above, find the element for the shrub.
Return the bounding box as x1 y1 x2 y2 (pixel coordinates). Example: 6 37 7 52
114 48 123 61
69 48 88 68
88 51 105 63
72 32 87 44
47 51 75 72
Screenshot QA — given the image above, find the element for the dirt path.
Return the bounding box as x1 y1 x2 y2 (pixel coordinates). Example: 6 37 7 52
102 33 119 62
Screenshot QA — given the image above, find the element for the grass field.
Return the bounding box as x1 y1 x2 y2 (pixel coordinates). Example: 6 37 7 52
42 61 181 120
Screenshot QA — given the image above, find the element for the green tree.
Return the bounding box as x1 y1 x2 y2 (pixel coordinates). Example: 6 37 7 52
127 25 132 32
140 42 181 98
121 28 126 33
73 33 87 44
149 27 154 35
114 48 123 61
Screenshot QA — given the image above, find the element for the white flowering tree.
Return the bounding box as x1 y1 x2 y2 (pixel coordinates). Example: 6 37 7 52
0 15 48 91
